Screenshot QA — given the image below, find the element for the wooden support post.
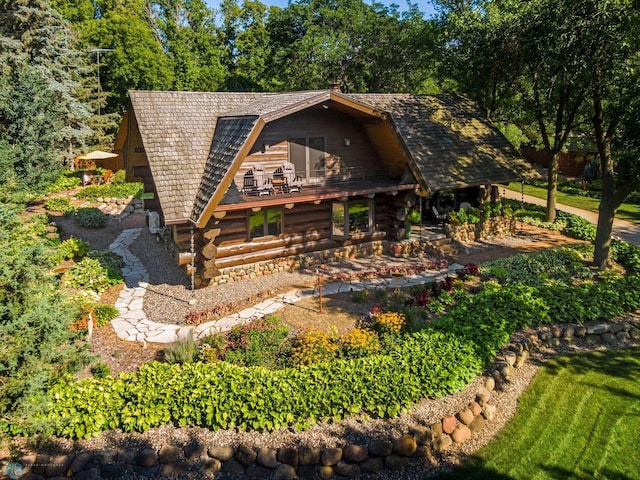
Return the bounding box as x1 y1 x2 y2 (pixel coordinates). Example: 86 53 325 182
318 271 324 314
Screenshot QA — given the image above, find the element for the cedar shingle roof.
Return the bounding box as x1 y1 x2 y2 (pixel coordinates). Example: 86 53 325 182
127 90 536 224
129 91 271 221
349 93 535 191
191 116 259 221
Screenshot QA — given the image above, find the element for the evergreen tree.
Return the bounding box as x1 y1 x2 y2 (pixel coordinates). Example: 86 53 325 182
0 0 92 192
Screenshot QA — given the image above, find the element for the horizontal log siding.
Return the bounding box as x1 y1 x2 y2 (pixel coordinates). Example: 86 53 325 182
195 197 390 271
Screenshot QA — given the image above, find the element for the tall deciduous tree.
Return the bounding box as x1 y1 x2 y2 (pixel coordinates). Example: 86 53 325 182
219 0 272 90
78 0 175 110
585 0 640 267
267 0 436 92
438 0 640 267
149 0 226 91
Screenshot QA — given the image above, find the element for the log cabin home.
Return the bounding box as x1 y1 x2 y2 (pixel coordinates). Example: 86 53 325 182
114 88 536 286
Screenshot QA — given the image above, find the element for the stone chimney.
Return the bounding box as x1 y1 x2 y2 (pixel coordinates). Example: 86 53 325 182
330 81 341 92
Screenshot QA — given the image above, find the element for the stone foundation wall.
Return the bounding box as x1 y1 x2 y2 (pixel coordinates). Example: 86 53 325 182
96 196 144 217
445 216 516 243
5 320 638 479
205 239 444 285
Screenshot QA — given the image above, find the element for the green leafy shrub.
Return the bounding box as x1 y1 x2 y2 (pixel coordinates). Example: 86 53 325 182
557 211 596 241
164 333 199 364
40 327 482 438
110 169 127 185
64 256 123 294
91 363 111 378
44 196 75 215
76 181 143 200
75 207 108 228
223 315 290 369
57 237 90 261
92 304 120 327
45 171 81 194
611 240 640 274
351 289 370 303
480 247 591 285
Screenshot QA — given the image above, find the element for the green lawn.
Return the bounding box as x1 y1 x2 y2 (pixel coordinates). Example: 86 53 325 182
506 183 640 224
435 347 640 480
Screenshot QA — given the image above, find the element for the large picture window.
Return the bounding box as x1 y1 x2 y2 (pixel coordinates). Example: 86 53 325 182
249 208 282 239
332 199 372 238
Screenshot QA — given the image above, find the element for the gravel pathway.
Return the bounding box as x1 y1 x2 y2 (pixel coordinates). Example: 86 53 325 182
128 230 317 326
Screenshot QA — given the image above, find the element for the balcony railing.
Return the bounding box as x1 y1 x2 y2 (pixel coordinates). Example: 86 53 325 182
235 166 414 199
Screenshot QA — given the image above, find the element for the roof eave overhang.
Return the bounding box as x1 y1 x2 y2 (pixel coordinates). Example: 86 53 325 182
194 117 267 227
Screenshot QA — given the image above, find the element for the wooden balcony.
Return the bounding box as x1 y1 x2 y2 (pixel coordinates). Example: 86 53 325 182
217 166 419 212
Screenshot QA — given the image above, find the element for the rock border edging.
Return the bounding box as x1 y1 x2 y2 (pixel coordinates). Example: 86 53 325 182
4 319 639 479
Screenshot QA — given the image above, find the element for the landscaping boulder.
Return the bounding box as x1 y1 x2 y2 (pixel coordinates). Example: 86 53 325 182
360 457 384 473
334 461 360 477
456 408 474 425
299 447 321 465
482 404 497 421
469 415 486 433
320 447 342 466
221 458 245 476
208 446 234 462
255 447 277 469
273 464 297 480
158 445 181 464
451 424 472 444
409 425 433 445
343 445 368 463
318 465 333 480
46 454 74 477
385 454 410 471
476 386 491 405
432 435 452 453
235 444 257 467
392 435 417 456
135 449 158 468
277 447 299 467
442 414 457 434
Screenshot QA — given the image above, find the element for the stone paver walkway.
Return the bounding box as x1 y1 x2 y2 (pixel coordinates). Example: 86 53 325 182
108 229 462 344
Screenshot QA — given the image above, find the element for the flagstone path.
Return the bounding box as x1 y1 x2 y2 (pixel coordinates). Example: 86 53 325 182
108 229 462 344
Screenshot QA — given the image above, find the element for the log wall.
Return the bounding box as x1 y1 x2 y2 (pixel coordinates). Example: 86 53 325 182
172 190 422 286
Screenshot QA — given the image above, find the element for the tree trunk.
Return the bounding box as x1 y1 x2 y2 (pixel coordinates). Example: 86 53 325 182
593 197 617 268
545 151 558 222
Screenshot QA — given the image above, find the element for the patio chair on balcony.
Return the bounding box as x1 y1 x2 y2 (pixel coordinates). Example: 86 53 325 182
282 161 303 193
253 164 273 196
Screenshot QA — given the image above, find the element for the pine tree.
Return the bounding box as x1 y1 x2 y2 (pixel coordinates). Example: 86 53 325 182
0 0 93 192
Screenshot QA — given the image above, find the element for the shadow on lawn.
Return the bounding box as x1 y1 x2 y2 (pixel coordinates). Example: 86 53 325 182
542 347 640 382
431 455 514 480
539 464 639 480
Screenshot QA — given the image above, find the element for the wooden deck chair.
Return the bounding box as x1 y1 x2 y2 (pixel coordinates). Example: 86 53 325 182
282 161 303 192
431 205 448 226
242 169 257 195
253 164 273 196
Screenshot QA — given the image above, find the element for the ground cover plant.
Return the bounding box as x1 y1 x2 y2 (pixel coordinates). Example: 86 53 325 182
436 347 640 480
23 238 640 439
75 178 143 200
